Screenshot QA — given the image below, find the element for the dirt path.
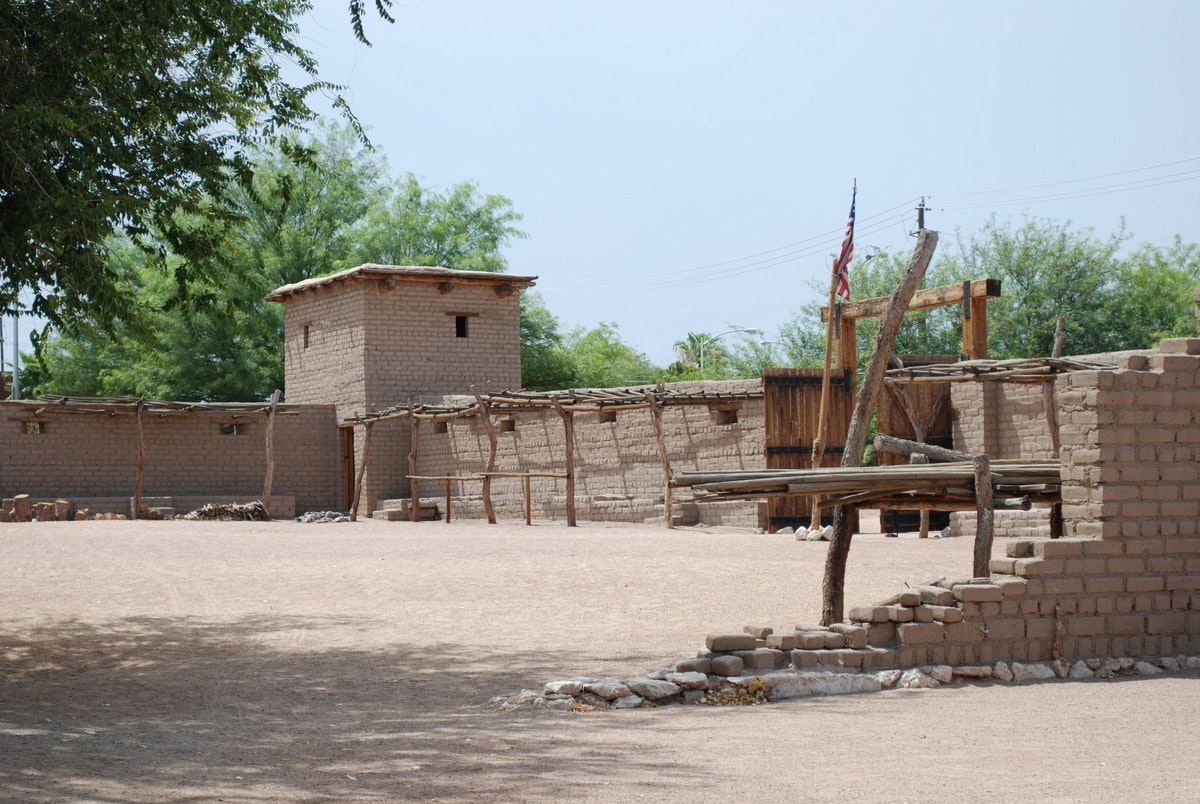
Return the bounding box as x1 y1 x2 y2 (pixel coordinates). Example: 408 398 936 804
2 518 1196 802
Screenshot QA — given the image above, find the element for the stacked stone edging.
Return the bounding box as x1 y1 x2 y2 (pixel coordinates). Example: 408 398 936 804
494 653 1200 711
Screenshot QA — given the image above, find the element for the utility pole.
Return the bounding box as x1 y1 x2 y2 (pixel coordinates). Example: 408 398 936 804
916 197 926 230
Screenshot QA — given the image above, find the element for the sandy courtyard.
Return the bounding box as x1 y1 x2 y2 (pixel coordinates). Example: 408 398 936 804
1 517 1197 802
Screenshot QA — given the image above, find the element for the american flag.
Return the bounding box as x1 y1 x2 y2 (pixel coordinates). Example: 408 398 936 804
833 186 856 300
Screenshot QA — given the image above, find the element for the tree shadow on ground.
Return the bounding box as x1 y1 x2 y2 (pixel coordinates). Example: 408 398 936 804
0 616 711 802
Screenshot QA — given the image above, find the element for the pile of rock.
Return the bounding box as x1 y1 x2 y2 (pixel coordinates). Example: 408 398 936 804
492 652 1200 712
296 510 350 523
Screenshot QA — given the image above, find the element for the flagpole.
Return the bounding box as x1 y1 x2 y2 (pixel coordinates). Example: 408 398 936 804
809 259 841 529
809 182 855 531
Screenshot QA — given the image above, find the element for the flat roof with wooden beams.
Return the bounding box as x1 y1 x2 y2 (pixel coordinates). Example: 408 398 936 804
265 264 538 302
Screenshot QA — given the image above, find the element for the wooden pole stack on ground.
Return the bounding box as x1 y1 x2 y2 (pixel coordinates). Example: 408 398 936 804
349 420 375 522
822 228 939 626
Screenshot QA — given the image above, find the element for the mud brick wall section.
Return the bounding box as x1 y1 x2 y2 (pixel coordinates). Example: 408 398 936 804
0 403 341 515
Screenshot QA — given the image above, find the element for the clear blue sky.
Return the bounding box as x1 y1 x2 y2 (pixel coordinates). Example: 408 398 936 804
294 1 1200 366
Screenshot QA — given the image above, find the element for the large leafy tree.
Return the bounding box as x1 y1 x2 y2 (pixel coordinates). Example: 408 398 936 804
0 0 392 331
28 124 528 401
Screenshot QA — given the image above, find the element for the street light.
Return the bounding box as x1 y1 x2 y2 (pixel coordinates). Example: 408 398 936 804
698 328 762 371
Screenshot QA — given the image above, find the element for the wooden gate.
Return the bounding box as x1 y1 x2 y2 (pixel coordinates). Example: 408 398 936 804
763 368 853 530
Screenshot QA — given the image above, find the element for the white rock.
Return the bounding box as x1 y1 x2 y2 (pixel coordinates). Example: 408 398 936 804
992 662 1014 682
1160 657 1180 671
1069 661 1094 679
1011 662 1056 681
1085 658 1103 671
543 679 586 696
952 665 993 679
585 679 632 700
543 698 576 711
1051 658 1070 678
611 694 645 709
1186 656 1200 669
777 526 795 535
929 665 954 684
624 677 682 700
763 670 882 700
899 669 940 689
1134 661 1163 676
1101 658 1122 674
1116 657 1135 671
665 671 709 690
875 669 903 688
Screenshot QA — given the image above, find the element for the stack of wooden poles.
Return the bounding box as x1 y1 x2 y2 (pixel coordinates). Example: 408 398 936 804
673 436 1061 514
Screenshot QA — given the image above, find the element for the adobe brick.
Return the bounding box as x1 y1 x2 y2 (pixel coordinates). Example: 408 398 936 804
897 623 945 645
1104 614 1145 636
942 620 985 644
1064 616 1106 636
984 618 1026 640
1033 539 1087 558
1024 617 1055 639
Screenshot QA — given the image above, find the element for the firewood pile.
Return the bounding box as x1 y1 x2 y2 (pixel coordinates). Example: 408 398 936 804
179 501 271 521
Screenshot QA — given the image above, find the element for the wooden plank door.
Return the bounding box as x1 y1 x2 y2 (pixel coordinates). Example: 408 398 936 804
763 368 853 531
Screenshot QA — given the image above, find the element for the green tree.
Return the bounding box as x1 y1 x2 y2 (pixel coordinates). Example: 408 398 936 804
29 124 528 401
562 323 659 388
0 0 391 331
362 177 526 272
520 292 576 391
1111 236 1200 347
944 215 1128 357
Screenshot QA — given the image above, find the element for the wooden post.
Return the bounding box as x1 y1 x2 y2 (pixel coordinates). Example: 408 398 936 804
444 478 452 523
962 282 991 359
973 454 995 578
822 229 938 626
523 474 532 525
551 398 577 527
54 499 75 521
11 494 32 523
873 433 970 463
349 420 375 522
645 391 673 528
133 398 146 519
811 255 845 528
408 404 421 522
470 387 498 524
262 389 280 519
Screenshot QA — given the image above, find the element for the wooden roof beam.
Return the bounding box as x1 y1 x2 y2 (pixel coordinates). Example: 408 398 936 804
821 278 1001 322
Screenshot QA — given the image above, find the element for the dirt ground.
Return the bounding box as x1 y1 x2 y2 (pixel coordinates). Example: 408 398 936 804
1 516 1197 803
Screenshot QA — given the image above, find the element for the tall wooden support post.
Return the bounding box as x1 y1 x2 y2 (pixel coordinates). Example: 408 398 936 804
811 257 844 528
262 389 280 519
551 398 578 527
133 398 147 519
349 420 375 522
973 454 995 578
408 404 421 522
961 281 990 360
645 392 673 529
471 388 498 524
822 229 938 626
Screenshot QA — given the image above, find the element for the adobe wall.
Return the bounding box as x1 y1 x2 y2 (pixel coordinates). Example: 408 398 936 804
695 339 1200 675
369 380 766 526
0 403 342 516
281 289 367 411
